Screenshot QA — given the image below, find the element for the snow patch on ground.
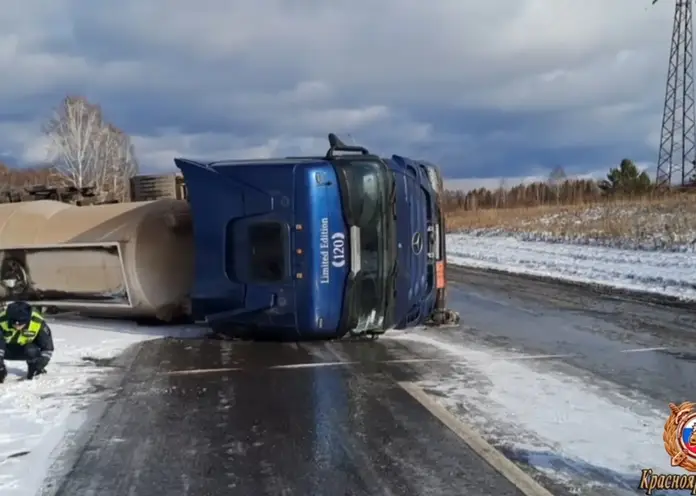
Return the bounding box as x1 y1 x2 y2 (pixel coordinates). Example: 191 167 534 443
460 227 696 253
0 319 206 496
388 331 676 495
446 233 696 301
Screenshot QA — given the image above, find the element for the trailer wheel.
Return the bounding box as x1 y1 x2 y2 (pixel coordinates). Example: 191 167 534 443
0 258 30 296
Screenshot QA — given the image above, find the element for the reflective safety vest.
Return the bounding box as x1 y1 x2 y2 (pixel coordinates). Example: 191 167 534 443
0 310 44 346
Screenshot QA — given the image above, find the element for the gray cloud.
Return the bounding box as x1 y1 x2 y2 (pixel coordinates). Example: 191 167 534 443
0 0 679 181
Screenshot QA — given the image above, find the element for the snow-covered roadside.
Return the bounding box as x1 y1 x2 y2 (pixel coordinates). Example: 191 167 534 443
0 319 206 496
460 226 696 253
446 233 696 301
387 330 676 495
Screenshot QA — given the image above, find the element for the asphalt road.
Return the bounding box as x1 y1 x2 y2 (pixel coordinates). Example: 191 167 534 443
49 337 528 496
446 265 696 405
44 266 696 495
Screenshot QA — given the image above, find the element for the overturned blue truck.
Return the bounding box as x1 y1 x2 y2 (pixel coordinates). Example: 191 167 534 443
0 134 459 339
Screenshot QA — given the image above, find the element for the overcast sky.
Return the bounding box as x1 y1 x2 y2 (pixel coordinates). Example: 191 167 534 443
0 0 679 189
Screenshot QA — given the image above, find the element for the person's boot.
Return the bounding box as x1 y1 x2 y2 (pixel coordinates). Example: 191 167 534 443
26 362 36 380
0 363 6 384
27 362 47 380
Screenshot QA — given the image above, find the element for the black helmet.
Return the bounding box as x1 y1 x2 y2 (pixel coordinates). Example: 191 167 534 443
6 302 32 327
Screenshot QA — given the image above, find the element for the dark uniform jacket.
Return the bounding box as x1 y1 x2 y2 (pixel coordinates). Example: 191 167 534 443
0 308 54 362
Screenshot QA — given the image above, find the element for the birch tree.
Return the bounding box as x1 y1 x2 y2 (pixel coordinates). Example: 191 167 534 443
44 96 140 200
548 166 566 205
99 124 139 201
44 96 106 189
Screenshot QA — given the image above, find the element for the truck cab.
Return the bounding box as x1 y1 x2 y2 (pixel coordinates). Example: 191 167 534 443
385 155 451 329
176 134 458 339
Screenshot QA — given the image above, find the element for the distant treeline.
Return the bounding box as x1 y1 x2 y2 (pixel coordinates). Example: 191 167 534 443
1 156 694 211
442 159 696 212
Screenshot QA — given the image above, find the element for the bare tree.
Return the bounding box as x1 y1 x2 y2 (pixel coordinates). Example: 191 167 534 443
495 178 508 208
44 96 140 200
101 125 139 201
548 165 566 205
44 96 106 189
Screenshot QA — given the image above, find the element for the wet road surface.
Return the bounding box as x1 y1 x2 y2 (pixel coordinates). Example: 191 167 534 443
51 339 529 496
447 265 696 405
46 266 696 495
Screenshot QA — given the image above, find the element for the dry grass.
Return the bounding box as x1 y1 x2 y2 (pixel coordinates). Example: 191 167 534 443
445 196 696 246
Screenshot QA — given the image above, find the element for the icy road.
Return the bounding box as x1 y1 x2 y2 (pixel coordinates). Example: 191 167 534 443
1 253 694 494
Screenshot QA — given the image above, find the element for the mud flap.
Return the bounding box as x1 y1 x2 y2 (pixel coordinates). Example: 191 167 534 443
0 242 132 308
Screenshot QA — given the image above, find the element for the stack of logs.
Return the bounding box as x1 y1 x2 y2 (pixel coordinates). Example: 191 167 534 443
0 185 118 206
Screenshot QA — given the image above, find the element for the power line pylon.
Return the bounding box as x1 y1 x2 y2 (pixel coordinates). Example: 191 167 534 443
655 0 696 187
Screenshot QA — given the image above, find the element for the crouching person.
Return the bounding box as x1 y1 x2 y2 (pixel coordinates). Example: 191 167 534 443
0 302 54 383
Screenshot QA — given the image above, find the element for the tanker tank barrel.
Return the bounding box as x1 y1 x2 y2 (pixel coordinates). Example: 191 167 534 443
0 199 195 321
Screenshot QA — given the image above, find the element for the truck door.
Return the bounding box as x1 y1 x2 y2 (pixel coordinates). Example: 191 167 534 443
174 158 296 330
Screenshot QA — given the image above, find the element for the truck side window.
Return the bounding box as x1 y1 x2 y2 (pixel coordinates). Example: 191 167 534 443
248 222 285 282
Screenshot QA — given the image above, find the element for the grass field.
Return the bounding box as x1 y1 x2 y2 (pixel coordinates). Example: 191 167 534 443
445 196 696 249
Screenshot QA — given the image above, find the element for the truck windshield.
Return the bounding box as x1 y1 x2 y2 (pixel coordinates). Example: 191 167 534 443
333 159 395 334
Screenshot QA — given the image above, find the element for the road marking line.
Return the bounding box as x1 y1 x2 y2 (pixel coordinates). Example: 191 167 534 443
620 347 667 353
496 354 572 361
398 381 555 496
269 361 357 369
165 367 241 375
164 362 357 375
163 354 576 375
386 354 571 364
382 358 445 364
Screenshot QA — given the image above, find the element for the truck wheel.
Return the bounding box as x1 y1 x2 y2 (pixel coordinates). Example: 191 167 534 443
425 308 460 327
443 309 460 325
